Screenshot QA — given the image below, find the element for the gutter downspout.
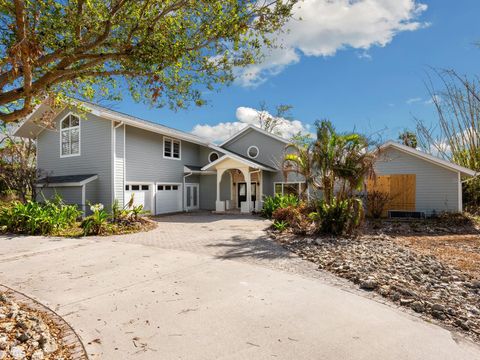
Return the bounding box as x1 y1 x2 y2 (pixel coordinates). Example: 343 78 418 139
183 172 193 212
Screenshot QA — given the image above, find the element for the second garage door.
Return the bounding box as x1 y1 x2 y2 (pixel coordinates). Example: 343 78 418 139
155 183 182 214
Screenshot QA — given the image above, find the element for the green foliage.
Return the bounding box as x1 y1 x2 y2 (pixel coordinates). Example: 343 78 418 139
261 194 299 219
309 197 364 236
81 203 110 236
0 198 81 235
272 220 289 232
0 0 295 123
398 130 417 148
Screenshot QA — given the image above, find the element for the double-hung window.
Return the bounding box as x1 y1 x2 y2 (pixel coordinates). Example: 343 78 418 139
60 114 80 157
164 137 181 159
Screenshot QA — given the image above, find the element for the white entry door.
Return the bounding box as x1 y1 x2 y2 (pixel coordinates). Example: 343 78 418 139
185 183 199 211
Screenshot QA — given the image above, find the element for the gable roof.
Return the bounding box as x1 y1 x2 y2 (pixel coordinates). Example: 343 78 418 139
201 152 276 172
14 100 211 147
380 141 477 177
219 124 290 147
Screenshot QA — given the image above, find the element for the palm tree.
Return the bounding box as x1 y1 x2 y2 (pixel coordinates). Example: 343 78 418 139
282 142 317 200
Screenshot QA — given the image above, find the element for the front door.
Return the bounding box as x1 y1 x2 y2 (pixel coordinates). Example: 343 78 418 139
237 182 256 207
185 183 199 211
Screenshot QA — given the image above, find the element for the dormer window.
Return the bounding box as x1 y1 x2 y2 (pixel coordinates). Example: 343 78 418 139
164 137 181 159
60 114 80 157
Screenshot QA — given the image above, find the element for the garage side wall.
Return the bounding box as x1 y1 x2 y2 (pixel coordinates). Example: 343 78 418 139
375 148 459 215
37 186 83 210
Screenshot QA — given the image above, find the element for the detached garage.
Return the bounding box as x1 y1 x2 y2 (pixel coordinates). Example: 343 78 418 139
373 141 477 217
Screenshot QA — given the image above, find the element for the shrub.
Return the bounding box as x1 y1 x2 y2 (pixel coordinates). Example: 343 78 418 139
272 203 315 234
261 194 299 219
272 220 289 232
81 203 110 235
309 197 364 236
365 190 391 219
0 198 81 235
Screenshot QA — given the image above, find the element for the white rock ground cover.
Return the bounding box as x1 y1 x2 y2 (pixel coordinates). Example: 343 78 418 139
0 292 73 359
274 233 480 343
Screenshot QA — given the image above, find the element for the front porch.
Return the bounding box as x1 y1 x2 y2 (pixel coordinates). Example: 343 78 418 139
201 154 276 213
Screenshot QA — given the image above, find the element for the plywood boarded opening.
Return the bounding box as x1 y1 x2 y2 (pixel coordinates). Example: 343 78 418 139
367 174 416 217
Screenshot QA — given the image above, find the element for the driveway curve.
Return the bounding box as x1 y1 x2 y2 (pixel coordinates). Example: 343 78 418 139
0 212 479 359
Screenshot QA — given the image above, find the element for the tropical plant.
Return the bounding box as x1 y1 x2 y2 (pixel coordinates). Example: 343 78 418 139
0 197 80 235
272 203 313 234
131 204 146 221
272 220 289 232
398 130 418 148
261 194 299 219
0 0 295 123
81 203 109 235
283 142 315 200
313 120 376 203
309 197 363 236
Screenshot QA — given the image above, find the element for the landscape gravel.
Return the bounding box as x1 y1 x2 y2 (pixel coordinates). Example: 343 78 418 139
274 232 480 342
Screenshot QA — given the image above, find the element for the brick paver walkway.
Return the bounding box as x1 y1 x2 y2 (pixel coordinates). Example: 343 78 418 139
108 212 351 288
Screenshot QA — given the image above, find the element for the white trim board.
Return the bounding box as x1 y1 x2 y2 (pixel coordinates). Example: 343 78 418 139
220 124 290 147
380 141 477 177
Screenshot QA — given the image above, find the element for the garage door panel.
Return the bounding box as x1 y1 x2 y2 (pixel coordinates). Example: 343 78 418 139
125 184 152 212
155 183 182 214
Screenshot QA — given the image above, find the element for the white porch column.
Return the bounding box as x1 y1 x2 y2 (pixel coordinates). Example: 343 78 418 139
243 168 252 213
258 171 263 211
216 168 226 212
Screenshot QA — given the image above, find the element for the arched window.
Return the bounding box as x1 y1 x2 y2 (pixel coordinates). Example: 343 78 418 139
60 114 80 157
208 151 219 163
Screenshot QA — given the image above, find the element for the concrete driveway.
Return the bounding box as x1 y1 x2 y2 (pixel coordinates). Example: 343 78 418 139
0 213 479 359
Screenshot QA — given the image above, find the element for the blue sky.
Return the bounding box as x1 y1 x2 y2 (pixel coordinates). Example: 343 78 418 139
108 0 480 142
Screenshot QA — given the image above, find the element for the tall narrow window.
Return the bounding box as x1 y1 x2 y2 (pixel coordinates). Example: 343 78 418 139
60 114 80 157
164 137 181 159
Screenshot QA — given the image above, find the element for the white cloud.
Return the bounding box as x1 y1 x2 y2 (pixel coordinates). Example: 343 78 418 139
237 0 428 87
191 106 311 143
406 97 422 104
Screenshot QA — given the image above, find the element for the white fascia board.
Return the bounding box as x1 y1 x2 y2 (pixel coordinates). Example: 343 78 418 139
380 141 477 177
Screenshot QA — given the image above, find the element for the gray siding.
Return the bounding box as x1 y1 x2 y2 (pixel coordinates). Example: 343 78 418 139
125 126 201 183
199 175 216 210
223 128 285 169
114 124 125 205
37 186 83 209
375 148 460 214
36 109 112 209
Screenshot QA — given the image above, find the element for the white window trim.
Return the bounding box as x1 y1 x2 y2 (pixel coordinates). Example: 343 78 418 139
208 151 219 163
247 145 259 159
273 182 306 196
163 137 181 160
59 112 81 158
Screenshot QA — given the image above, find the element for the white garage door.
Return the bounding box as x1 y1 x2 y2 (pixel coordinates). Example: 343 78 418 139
155 183 182 214
125 184 152 213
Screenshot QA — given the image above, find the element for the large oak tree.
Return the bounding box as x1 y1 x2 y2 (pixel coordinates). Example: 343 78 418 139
0 0 295 123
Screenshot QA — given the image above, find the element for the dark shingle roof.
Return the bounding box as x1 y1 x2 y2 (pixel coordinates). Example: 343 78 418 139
37 174 97 184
